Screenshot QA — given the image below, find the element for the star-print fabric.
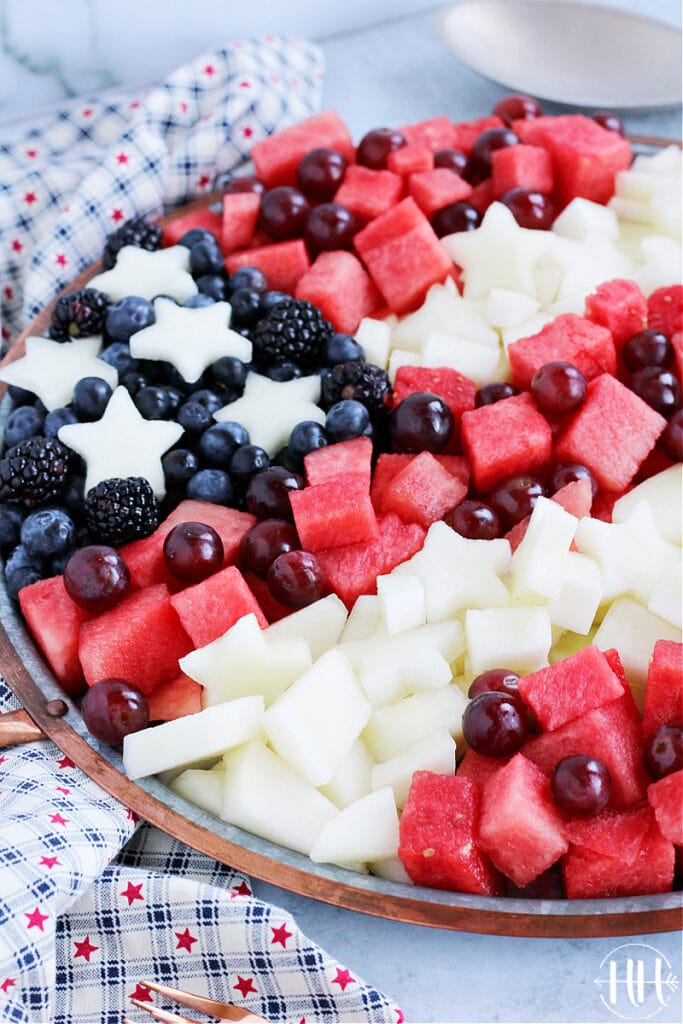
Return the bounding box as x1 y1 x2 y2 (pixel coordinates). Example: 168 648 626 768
0 676 403 1024
0 34 324 351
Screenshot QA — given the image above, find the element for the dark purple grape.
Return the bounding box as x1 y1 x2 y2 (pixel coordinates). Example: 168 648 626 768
239 518 300 577
644 725 683 780
629 367 681 417
434 148 468 174
356 127 406 169
223 175 265 195
258 187 310 241
531 361 587 414
467 127 520 185
245 466 305 521
81 678 148 746
488 474 547 528
267 549 325 608
444 499 501 540
390 392 454 453
297 147 347 201
592 111 625 136
551 755 612 815
623 330 674 372
548 462 598 498
432 201 481 238
462 691 530 757
468 668 521 699
660 409 683 461
476 382 519 407
304 203 358 256
493 94 543 126
64 545 130 613
500 189 555 230
163 521 224 583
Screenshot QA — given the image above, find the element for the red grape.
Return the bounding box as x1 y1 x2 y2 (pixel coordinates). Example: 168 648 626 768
623 329 674 372
462 691 530 757
551 755 612 815
500 188 555 230
629 367 681 417
660 409 683 461
476 382 519 407
267 549 325 608
548 462 598 498
592 111 625 136
297 147 347 201
163 521 224 583
493 94 542 126
467 127 520 184
434 148 468 174
644 725 683 780
531 361 587 414
488 474 547 528
468 668 521 699
81 678 149 746
356 127 406 169
64 545 130 612
239 518 300 577
245 466 305 521
390 392 454 453
223 175 265 195
444 499 501 540
432 201 481 238
258 187 310 241
304 202 358 256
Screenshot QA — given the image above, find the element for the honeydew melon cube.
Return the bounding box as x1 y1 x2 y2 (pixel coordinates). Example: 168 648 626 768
485 288 540 328
552 198 620 240
635 245 682 296
533 267 563 309
264 593 347 662
319 738 375 809
180 613 311 707
310 786 400 865
541 235 635 304
631 145 682 175
363 684 468 763
422 332 502 386
377 573 426 634
509 496 578 601
369 856 414 885
371 727 456 808
354 635 454 707
648 562 682 629
465 606 552 675
609 196 654 225
614 169 664 202
501 311 555 349
388 347 420 383
170 764 226 817
612 467 682 546
122 695 265 779
341 594 380 642
220 739 337 856
592 598 682 709
355 317 391 368
263 649 371 786
650 188 682 238
547 551 602 635
392 285 494 351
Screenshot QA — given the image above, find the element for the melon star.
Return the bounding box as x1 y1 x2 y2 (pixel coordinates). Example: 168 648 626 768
57 386 183 497
130 298 252 384
214 372 326 455
88 245 198 303
0 336 117 411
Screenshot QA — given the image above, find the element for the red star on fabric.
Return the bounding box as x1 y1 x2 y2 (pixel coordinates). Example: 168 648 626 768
331 968 356 991
1 327 9 341
120 882 144 906
11 239 22 253
270 923 292 948
116 152 129 164
198 174 211 188
203 64 215 76
395 1011 405 1023
24 192 37 205
129 983 153 1003
25 148 37 158
82 108 93 117
175 928 198 952
232 881 252 897
111 209 124 222
57 756 74 769
180 101 188 113
49 812 69 826
3 286 12 300
55 786 70 796
233 976 257 998
55 254 67 267
74 936 98 962
239 80 251 89
242 126 253 139
125 808 139 823
25 907 49 931
39 856 61 869
0 978 16 993
129 100 140 109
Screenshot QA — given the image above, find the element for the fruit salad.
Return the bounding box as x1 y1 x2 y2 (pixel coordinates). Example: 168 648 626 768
1 97 681 901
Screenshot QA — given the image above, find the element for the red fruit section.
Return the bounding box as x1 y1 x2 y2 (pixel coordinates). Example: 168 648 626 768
221 192 261 254
562 819 674 898
295 250 380 335
551 476 593 519
147 673 203 722
242 570 291 623
224 239 310 294
370 453 414 511
507 313 616 391
19 576 91 698
518 646 625 733
79 584 193 696
400 116 459 152
461 392 553 493
407 168 472 218
392 366 477 426
169 565 267 649
491 144 553 199
387 143 433 177
456 749 511 790
381 451 468 527
290 474 379 552
647 284 683 339
642 640 683 737
333 164 403 223
647 771 683 845
399 772 503 894
304 436 373 488
450 116 504 154
251 110 355 188
585 278 647 347
163 207 223 247
562 804 653 864
477 753 568 888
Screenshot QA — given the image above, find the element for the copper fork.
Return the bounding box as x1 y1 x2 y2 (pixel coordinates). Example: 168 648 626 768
124 979 269 1024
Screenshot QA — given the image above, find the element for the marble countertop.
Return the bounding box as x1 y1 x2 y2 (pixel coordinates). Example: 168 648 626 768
1 2 681 1022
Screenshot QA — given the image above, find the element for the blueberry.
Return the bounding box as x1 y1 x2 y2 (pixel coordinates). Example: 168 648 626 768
8 384 36 406
185 293 215 308
260 290 289 313
100 341 136 376
62 474 86 514
0 504 25 551
325 399 370 442
162 448 199 486
198 421 249 467
230 287 262 326
50 548 76 576
3 404 45 447
160 386 184 415
178 228 220 249
105 296 155 342
5 543 43 576
44 406 79 437
190 239 224 277
177 401 213 434
72 377 113 421
288 421 328 468
326 332 364 365
196 274 228 301
229 444 270 482
21 507 76 559
210 357 247 393
6 564 44 599
134 386 174 420
186 468 234 505
266 361 302 382
121 371 148 396
189 389 223 415
229 266 268 294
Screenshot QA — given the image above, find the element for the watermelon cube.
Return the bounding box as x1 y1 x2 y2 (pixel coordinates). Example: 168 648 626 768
477 753 568 888
585 278 647 347
19 575 91 698
450 116 505 155
518 646 625 732
642 640 683 737
333 164 403 224
648 771 683 845
467 179 495 215
552 476 594 520
224 239 310 294
221 192 260 254
491 144 554 199
295 251 380 335
251 110 355 189
400 116 459 152
387 143 433 177
147 673 203 722
398 772 503 895
370 453 414 511
562 804 653 864
507 313 616 391
647 284 682 339
554 374 667 491
170 565 267 648
79 584 193 695
290 474 379 552
456 749 511 791
381 451 468 528
392 366 477 428
163 207 222 248
407 169 472 219
354 198 452 314
304 436 373 489
461 392 553 493
562 819 674 898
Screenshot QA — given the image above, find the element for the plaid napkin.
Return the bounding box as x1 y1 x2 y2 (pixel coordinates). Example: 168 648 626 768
0 38 403 1024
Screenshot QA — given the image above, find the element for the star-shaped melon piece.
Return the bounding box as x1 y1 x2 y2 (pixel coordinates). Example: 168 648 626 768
0 336 118 411
130 298 252 384
214 372 326 455
88 245 197 302
57 385 183 497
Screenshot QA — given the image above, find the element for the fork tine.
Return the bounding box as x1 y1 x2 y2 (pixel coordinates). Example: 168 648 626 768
129 997 194 1023
140 980 254 1021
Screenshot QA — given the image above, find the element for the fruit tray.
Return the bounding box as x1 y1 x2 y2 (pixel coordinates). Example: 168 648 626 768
0 175 680 936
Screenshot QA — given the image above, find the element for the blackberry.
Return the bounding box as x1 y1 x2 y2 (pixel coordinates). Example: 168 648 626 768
0 437 71 509
49 288 112 341
321 361 393 421
251 299 333 372
102 216 163 270
85 476 159 545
